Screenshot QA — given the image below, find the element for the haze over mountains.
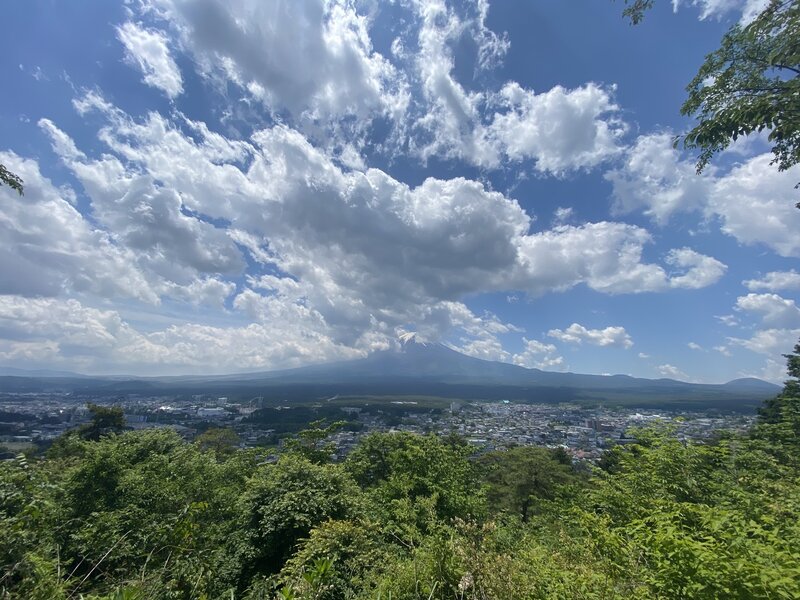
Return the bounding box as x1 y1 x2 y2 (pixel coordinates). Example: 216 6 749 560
0 335 780 410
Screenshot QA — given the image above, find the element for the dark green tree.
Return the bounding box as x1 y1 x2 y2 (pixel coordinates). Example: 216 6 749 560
282 419 345 464
78 403 126 441
195 426 241 456
753 338 800 457
478 446 580 522
345 432 485 534
239 454 359 578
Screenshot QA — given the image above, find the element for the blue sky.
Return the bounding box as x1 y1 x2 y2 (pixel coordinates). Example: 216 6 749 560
1 0 798 382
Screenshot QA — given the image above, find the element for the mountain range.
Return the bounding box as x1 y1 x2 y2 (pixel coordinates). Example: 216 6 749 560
0 335 781 410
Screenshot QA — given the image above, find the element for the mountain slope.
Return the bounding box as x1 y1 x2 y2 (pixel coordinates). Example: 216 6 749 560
0 336 781 409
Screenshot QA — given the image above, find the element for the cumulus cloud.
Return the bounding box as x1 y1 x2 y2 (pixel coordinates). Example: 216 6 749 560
735 293 800 329
547 323 634 348
512 338 566 370
0 152 157 303
117 22 183 98
487 82 626 175
408 0 625 174
727 293 800 372
5 93 726 372
744 270 800 292
38 118 246 302
516 225 726 295
608 133 800 257
657 363 688 380
145 0 407 126
0 295 362 375
729 327 800 357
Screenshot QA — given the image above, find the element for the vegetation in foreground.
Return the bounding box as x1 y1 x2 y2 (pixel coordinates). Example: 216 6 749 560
1 344 799 599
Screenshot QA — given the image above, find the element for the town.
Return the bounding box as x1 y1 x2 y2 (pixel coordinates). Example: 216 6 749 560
0 390 755 463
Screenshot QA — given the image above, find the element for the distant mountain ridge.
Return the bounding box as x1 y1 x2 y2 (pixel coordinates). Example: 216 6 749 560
0 337 782 410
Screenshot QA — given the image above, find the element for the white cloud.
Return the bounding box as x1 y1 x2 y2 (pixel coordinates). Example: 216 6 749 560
638 352 650 359
39 118 246 298
0 151 158 303
727 293 800 366
665 247 727 289
736 293 800 329
714 345 732 357
608 133 800 258
744 270 800 292
607 133 710 224
145 0 407 125
688 342 703 350
516 224 726 295
716 314 740 327
758 357 789 383
5 95 728 373
408 0 625 174
117 22 183 98
672 0 769 23
457 337 511 363
512 338 566 370
487 82 626 175
711 155 800 257
0 295 362 375
729 328 800 357
547 323 634 348
553 206 574 224
657 363 688 380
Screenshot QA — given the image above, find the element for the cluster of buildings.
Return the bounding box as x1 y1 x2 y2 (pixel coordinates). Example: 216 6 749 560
0 391 755 463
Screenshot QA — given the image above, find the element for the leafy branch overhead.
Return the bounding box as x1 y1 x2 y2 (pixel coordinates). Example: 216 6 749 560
680 1 800 179
0 163 23 195
623 0 800 206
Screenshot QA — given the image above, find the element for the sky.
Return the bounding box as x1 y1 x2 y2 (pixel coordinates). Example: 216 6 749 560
1 0 798 382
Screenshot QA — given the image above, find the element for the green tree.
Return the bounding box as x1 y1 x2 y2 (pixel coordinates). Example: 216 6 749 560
345 432 485 535
195 427 240 456
622 0 800 204
282 420 345 464
752 338 800 457
0 163 23 195
54 429 254 597
78 403 126 441
681 1 800 183
239 454 360 579
478 446 580 522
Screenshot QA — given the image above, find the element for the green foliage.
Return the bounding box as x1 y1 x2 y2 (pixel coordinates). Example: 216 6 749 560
620 0 655 25
3 348 800 600
279 519 390 600
478 446 583 521
283 420 345 464
195 426 241 456
239 454 360 580
78 403 127 441
345 433 485 536
0 163 23 195
681 1 800 187
620 0 800 204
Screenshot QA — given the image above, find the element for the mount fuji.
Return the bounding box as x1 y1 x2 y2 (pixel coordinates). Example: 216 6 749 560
1 334 780 410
